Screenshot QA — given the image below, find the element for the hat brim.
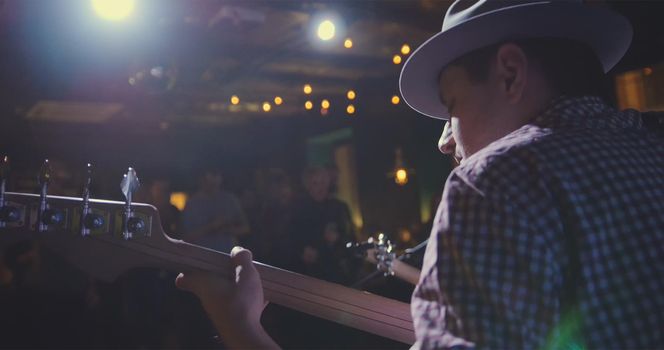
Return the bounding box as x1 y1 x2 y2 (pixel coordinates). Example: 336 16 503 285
399 2 632 120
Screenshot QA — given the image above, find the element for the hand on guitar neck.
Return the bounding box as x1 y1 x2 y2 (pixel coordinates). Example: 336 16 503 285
176 247 279 349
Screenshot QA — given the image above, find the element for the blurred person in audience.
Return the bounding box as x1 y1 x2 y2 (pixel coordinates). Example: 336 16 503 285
147 178 182 238
183 168 249 253
290 166 355 284
253 168 296 267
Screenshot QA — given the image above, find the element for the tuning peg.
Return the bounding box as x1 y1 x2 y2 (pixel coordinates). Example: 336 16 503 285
80 163 104 236
0 156 20 227
39 159 51 186
120 167 144 240
36 159 63 231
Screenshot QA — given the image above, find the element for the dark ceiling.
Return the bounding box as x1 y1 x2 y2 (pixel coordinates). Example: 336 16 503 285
0 0 663 186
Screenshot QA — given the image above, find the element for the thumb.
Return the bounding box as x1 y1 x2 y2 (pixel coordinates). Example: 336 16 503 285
175 271 207 295
230 246 258 287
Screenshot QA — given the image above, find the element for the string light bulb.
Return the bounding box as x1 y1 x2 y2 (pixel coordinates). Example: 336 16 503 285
262 102 272 112
393 55 402 65
231 95 240 105
400 44 411 55
346 104 355 115
344 38 353 48
305 101 313 110
391 95 400 105
274 96 283 105
303 84 312 94
395 168 408 185
321 99 330 109
347 90 356 100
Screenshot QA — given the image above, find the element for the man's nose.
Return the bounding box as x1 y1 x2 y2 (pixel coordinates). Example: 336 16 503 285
438 121 456 155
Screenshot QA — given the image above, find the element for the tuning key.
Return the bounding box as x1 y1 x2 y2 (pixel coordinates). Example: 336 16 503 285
120 167 144 240
80 163 105 236
0 156 20 227
37 159 64 231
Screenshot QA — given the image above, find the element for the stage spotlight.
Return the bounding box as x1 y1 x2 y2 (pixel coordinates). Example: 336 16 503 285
92 0 135 21
317 20 336 41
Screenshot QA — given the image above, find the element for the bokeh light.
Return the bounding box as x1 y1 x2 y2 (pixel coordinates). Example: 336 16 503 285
400 44 411 55
391 95 400 105
393 54 402 65
344 38 353 49
395 168 408 185
317 20 336 41
346 104 355 115
347 90 356 100
91 0 135 21
262 102 272 112
231 95 240 105
321 99 330 109
274 96 283 105
303 84 312 94
305 101 313 110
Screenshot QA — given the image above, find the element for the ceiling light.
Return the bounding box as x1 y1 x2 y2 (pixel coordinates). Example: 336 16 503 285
91 0 135 21
344 38 353 49
347 90 356 100
317 20 336 41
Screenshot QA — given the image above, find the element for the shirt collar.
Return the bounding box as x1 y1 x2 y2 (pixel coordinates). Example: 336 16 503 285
533 95 643 130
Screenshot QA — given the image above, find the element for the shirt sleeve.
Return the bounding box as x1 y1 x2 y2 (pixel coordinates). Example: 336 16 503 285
412 169 565 349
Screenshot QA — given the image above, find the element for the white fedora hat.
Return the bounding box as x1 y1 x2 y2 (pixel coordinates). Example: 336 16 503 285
399 0 633 120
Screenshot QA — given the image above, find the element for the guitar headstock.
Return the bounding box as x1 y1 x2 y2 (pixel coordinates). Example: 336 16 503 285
0 159 173 282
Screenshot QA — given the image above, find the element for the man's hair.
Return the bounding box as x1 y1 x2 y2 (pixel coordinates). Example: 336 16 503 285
448 38 611 101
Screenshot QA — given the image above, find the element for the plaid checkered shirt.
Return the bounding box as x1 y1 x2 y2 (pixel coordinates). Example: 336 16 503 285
411 96 664 349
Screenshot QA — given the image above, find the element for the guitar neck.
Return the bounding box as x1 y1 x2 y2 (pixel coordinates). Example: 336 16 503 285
0 192 415 344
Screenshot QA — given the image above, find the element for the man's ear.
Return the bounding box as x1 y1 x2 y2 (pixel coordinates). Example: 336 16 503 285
494 43 528 103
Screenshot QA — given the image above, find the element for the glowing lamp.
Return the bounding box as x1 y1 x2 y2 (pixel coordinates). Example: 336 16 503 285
231 95 240 105
303 84 313 94
395 168 408 185
262 102 272 112
317 20 336 41
274 96 283 105
391 95 400 105
347 90 356 100
305 101 313 110
346 104 355 115
169 192 188 211
344 38 353 49
401 44 411 55
321 99 330 109
92 0 135 21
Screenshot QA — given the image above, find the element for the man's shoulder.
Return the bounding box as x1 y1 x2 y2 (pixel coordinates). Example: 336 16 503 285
452 124 555 195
